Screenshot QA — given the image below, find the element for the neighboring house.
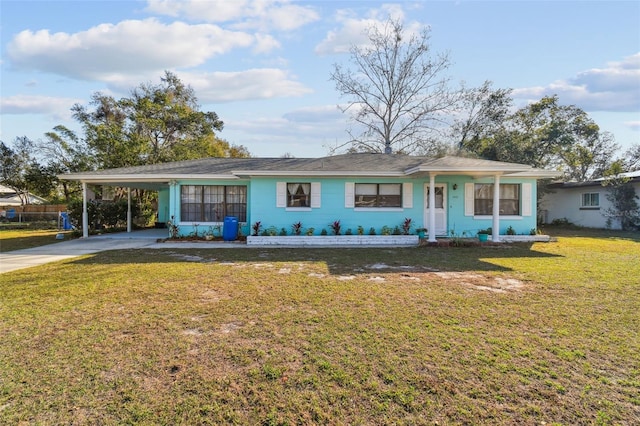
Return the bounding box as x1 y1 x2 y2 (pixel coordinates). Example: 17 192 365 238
0 184 48 207
541 171 640 230
60 153 559 242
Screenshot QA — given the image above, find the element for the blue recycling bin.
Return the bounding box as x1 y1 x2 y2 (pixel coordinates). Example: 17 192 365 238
60 212 73 230
223 216 238 241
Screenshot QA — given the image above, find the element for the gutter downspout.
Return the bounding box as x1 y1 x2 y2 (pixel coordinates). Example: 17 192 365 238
428 174 437 242
492 174 500 242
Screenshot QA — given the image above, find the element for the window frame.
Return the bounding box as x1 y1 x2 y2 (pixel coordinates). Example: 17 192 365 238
580 192 600 209
354 183 403 208
180 184 247 223
286 182 311 208
473 183 521 216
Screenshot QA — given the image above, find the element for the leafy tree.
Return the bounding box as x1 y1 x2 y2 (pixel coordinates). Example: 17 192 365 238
465 95 616 177
558 130 619 181
33 125 95 201
330 18 462 154
72 71 248 169
602 161 640 230
453 80 513 151
0 138 33 204
624 142 640 171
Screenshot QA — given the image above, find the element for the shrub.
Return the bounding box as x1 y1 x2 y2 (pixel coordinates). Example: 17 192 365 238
252 221 262 236
330 220 341 235
291 221 302 235
402 218 412 235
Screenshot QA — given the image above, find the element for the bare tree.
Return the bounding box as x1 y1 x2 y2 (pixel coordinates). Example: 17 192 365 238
330 18 461 155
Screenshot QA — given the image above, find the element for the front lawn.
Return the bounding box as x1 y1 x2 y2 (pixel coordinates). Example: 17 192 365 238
0 230 638 424
0 228 72 252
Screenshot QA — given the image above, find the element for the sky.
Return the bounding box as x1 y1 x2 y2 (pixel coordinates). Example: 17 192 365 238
1 0 639 159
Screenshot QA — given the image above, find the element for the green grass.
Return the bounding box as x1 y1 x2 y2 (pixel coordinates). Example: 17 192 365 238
0 228 72 252
0 228 639 424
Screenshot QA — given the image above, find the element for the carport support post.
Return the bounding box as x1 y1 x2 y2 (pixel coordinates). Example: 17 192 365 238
82 182 89 239
492 174 500 242
428 173 437 243
127 188 132 233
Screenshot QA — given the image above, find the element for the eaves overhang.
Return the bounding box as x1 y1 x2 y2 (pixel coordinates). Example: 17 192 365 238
232 170 405 178
58 173 240 183
404 166 528 177
504 170 563 179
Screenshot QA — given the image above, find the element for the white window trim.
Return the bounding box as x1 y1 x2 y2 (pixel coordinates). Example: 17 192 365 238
277 181 321 209
473 215 523 220
580 192 600 209
346 181 409 210
285 207 312 212
465 182 528 217
354 208 404 212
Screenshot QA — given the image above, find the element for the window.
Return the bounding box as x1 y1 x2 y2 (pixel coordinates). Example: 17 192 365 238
581 192 600 208
287 183 311 207
181 185 246 222
355 183 402 208
426 186 444 208
474 183 520 216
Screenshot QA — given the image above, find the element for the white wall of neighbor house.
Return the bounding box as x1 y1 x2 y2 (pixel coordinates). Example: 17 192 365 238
540 186 619 229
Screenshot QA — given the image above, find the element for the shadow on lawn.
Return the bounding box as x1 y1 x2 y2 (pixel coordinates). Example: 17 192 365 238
69 242 563 275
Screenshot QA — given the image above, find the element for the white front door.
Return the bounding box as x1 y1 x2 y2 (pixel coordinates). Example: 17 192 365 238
424 184 447 236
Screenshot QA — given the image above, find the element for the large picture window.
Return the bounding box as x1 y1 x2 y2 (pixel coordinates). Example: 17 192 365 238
474 184 520 216
181 185 247 222
355 183 402 208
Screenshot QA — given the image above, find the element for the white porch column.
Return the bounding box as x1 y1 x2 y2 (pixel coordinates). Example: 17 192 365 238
492 174 500 242
428 173 437 242
82 182 89 238
127 188 132 233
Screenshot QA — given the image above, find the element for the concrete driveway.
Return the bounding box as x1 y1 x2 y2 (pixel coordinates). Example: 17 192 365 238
1 229 256 274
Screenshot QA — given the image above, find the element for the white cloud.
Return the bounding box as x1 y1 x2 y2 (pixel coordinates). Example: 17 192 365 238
0 95 80 120
225 106 349 157
252 33 281 54
145 0 320 31
6 19 255 80
513 53 640 112
282 105 343 123
625 121 640 131
179 69 313 102
315 4 423 55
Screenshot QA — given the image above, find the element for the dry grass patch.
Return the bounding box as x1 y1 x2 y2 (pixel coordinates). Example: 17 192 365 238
0 230 639 424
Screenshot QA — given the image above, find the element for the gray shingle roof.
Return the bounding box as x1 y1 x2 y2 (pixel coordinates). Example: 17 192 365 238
60 153 558 182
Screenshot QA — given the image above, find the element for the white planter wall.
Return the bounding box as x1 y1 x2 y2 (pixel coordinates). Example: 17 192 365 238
246 235 419 246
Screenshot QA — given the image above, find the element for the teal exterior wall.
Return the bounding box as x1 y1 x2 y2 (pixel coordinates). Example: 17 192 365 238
249 177 423 236
168 176 539 238
157 187 170 223
168 179 252 236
